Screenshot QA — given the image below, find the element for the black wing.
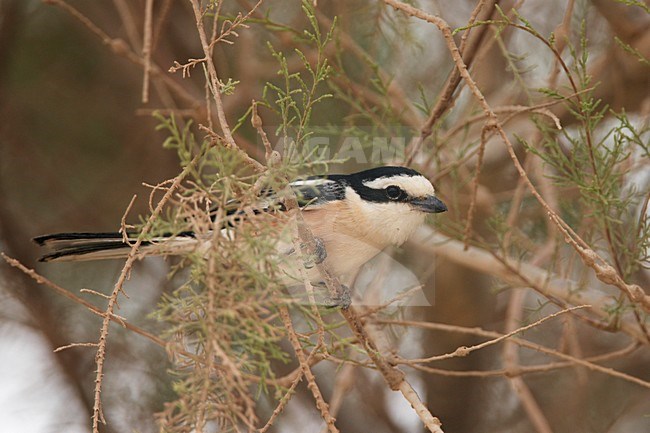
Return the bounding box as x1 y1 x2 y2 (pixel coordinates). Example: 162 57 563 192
35 177 348 262
222 176 346 215
290 177 346 208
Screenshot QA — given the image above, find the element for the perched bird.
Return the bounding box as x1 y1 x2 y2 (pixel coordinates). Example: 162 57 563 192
34 166 446 285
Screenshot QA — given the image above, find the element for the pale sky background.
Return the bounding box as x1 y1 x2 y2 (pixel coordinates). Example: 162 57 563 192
0 318 88 433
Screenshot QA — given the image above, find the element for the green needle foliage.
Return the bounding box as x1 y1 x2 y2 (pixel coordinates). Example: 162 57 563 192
140 3 649 431
142 4 346 431
12 1 648 432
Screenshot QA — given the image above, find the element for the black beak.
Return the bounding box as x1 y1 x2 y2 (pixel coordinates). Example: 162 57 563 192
411 195 447 213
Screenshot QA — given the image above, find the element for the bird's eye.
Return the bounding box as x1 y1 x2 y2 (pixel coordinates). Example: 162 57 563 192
385 185 403 200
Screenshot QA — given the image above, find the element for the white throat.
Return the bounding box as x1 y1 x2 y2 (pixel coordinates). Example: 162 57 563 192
343 187 426 248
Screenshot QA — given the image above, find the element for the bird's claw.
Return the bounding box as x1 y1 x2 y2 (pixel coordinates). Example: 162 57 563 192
302 237 327 269
322 284 351 309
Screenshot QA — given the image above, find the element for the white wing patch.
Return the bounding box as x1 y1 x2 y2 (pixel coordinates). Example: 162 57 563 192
289 178 335 188
363 175 434 197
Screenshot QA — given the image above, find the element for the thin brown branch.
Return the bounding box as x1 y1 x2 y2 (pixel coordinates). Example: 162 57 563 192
279 306 339 433
187 0 266 165
503 289 553 433
406 0 498 163
112 0 141 50
90 152 202 432
279 167 445 431
382 319 650 390
54 342 100 352
402 342 639 377
386 0 650 334
1 254 171 348
318 362 356 433
258 369 304 433
410 228 648 344
462 121 494 249
252 100 274 162
43 0 197 107
142 0 154 103
408 305 589 363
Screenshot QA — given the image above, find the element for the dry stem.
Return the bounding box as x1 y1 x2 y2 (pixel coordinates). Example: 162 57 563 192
279 306 339 433
89 153 201 432
385 0 650 337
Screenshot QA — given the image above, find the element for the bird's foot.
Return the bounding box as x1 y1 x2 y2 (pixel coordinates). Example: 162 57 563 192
302 237 327 269
321 284 351 309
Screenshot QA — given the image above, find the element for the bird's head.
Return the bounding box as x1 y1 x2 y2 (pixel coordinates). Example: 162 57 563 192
337 166 447 246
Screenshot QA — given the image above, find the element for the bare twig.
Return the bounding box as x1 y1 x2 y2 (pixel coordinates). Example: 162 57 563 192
462 121 495 249
258 369 304 433
319 362 356 433
89 152 202 432
392 341 638 378
188 0 265 158
120 194 138 244
43 0 197 106
278 170 445 431
252 100 275 162
279 306 339 433
0 254 173 354
503 290 553 433
411 227 648 344
382 318 650 389
142 0 154 103
54 342 100 352
406 0 498 163
385 0 650 335
408 305 589 363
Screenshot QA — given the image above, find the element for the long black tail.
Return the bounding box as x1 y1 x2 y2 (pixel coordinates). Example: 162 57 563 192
33 232 196 262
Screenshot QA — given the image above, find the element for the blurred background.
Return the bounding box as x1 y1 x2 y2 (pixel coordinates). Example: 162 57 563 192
0 1 649 432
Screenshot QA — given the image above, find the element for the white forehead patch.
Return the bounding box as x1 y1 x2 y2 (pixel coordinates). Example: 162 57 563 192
363 175 434 197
